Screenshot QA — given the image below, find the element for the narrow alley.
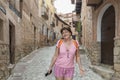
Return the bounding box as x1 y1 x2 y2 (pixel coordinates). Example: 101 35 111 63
1 0 120 80
8 46 104 80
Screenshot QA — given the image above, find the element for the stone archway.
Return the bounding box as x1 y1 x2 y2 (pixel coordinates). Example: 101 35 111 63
97 4 115 65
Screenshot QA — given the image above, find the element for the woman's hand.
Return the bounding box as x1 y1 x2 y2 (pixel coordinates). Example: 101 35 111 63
48 67 52 73
45 67 52 76
79 67 85 76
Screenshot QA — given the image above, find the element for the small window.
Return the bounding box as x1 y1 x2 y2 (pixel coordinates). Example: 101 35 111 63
42 25 44 34
0 19 4 41
56 19 58 26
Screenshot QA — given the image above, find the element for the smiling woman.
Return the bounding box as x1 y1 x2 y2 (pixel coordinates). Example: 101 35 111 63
54 0 75 14
47 27 84 80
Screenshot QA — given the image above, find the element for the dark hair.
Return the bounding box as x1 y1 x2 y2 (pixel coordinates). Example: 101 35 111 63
60 27 72 35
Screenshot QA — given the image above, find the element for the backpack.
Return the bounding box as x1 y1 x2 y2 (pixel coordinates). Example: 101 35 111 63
57 39 79 49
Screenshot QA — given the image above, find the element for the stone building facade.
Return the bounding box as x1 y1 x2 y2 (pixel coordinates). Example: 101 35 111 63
40 0 56 46
58 13 79 40
0 0 55 80
54 14 71 41
81 0 120 80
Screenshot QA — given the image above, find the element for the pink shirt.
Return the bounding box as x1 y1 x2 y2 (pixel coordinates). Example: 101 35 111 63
55 40 79 68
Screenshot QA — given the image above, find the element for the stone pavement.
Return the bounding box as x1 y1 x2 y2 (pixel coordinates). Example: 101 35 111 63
7 46 105 80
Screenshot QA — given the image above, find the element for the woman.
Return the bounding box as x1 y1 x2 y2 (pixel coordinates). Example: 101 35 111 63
48 27 84 80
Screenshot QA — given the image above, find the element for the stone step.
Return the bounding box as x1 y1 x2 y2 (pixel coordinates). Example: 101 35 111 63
90 65 115 80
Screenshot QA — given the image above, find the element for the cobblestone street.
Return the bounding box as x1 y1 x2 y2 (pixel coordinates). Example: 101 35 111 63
8 46 105 80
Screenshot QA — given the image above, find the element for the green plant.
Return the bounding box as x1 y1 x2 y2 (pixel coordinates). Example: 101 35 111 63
76 21 82 33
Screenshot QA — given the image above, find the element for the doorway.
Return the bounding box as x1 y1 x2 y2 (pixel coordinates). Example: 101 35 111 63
9 21 15 64
34 26 36 49
101 6 115 65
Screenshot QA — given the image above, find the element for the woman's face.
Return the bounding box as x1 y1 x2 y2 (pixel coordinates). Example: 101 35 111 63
62 29 71 39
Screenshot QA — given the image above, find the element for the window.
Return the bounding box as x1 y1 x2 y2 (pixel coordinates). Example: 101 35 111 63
42 25 44 34
9 0 23 18
56 19 58 26
20 0 23 17
0 19 3 41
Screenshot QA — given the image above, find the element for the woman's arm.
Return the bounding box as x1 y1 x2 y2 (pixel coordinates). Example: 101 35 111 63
48 47 59 71
75 48 84 75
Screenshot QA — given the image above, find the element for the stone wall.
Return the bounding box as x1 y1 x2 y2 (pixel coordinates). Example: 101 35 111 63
87 42 101 65
81 0 120 79
114 38 120 79
0 43 9 80
81 0 93 47
0 0 56 79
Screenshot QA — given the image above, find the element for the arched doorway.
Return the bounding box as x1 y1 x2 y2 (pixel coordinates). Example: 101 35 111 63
101 6 115 65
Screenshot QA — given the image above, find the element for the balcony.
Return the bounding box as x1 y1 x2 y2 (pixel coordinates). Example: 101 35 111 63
87 0 102 7
75 0 82 14
41 6 48 20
